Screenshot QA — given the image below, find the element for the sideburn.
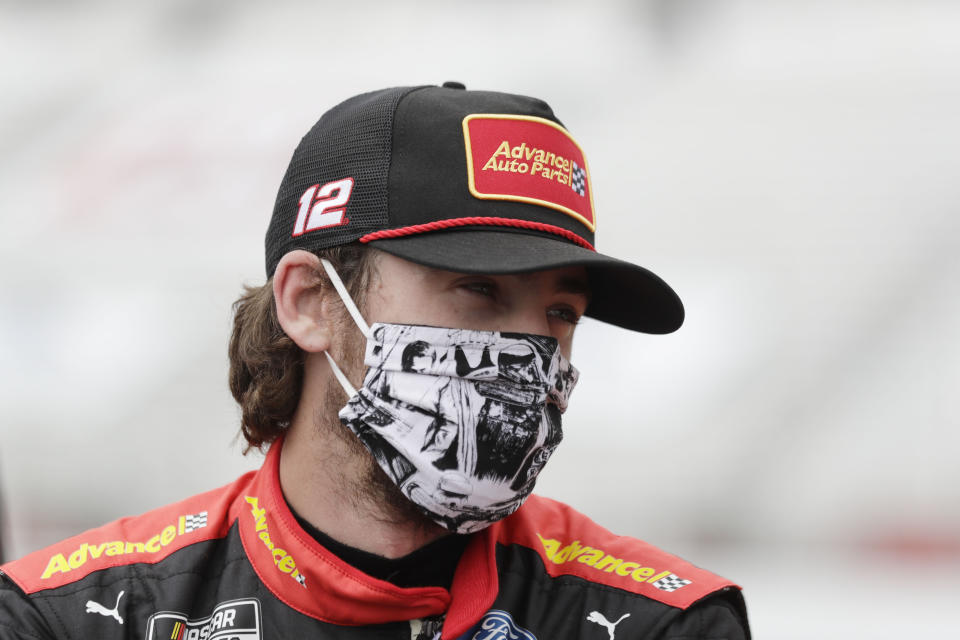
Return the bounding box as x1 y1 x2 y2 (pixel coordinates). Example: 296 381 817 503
315 310 437 531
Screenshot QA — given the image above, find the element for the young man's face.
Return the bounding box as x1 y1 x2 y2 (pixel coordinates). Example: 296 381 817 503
362 252 590 359
322 251 589 531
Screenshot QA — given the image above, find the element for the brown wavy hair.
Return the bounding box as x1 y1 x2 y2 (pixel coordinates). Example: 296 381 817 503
228 244 377 451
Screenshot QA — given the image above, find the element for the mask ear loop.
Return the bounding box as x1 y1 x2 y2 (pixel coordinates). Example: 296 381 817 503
319 257 371 398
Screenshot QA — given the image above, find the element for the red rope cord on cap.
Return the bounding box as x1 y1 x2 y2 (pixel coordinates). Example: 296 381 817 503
358 217 595 251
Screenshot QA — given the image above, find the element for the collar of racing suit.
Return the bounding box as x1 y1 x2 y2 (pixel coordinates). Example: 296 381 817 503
229 436 499 637
293 511 470 589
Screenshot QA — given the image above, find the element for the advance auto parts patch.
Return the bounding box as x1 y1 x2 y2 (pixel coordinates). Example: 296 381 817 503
462 114 596 232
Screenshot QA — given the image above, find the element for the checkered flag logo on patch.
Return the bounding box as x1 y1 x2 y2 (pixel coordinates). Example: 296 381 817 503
183 511 208 533
570 161 586 196
295 572 307 588
652 573 692 592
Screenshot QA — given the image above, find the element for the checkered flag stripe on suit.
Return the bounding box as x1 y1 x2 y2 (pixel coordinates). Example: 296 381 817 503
570 162 586 196
184 511 208 532
652 574 692 592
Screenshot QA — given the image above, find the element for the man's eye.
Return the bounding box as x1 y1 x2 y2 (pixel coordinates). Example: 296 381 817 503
548 307 581 325
462 281 495 297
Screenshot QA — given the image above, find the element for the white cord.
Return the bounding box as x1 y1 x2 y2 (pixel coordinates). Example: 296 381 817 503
318 257 367 398
319 257 371 337
324 351 357 398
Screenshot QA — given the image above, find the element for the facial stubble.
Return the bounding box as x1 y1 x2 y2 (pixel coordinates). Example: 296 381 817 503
315 318 443 534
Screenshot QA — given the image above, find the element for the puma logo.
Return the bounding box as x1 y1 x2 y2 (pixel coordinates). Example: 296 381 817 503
85 590 124 625
586 611 630 640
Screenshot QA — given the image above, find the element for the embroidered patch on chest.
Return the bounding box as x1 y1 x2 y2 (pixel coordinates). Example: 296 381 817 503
145 598 262 640
456 609 537 640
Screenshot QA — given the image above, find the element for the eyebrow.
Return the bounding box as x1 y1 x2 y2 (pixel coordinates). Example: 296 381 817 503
510 271 591 299
557 277 590 297
440 266 593 301
554 275 592 300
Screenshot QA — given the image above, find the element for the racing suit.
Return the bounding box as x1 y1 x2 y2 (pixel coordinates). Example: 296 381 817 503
0 439 749 639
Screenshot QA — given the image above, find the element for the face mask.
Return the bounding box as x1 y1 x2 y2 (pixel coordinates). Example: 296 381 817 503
319 259 579 534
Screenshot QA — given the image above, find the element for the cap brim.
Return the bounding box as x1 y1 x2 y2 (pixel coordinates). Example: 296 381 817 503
366 230 684 334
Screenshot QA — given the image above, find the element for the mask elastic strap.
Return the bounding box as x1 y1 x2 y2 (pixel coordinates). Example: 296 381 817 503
319 258 371 337
323 351 357 398
319 257 371 398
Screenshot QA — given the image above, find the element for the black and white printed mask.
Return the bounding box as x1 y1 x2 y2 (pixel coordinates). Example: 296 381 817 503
319 259 579 534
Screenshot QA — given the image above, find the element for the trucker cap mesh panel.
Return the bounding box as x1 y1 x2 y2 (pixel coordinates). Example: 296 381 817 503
265 86 425 276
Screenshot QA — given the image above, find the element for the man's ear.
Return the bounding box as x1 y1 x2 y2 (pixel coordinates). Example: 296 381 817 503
273 250 334 353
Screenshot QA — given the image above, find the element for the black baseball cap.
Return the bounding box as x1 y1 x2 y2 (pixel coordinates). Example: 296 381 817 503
265 82 683 333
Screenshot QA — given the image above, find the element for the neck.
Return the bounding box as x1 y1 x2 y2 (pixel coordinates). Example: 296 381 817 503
278 388 449 559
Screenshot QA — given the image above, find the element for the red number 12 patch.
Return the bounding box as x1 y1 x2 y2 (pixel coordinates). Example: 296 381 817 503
292 177 354 236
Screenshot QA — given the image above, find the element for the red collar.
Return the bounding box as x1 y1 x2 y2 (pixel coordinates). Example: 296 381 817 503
229 438 498 637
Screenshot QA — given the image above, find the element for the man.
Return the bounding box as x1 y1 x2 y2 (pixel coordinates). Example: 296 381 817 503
0 83 749 639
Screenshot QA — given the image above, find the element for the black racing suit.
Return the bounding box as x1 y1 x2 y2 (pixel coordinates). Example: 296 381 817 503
0 439 749 639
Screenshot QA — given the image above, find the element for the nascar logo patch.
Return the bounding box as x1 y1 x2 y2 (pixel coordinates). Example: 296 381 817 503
462 114 596 231
146 598 261 640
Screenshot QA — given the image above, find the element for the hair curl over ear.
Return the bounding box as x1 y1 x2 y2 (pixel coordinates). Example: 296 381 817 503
228 244 376 452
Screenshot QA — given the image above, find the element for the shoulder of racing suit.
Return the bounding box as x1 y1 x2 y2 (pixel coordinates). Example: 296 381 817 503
0 470 256 640
485 494 749 639
0 474 252 596
498 494 741 608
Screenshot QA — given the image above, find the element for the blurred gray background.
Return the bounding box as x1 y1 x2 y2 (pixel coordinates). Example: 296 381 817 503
1 0 958 637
